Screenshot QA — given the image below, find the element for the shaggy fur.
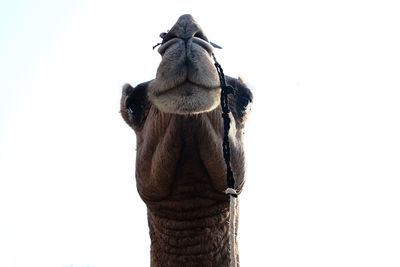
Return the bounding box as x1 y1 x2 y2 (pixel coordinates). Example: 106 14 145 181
121 14 252 266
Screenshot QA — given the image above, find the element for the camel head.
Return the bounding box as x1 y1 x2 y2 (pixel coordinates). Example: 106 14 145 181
121 13 252 126
121 14 252 198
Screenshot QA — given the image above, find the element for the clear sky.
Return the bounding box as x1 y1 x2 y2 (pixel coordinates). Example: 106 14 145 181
1 0 399 266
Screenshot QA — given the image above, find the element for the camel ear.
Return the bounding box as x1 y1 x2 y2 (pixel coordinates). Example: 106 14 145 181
121 81 150 130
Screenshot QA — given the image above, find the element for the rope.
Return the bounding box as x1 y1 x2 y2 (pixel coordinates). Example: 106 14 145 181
228 193 237 267
213 53 238 267
212 54 237 194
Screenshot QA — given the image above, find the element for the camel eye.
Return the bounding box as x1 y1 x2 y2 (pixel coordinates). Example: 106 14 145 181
238 95 250 109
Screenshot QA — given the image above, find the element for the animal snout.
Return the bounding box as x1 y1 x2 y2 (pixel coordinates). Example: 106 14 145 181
160 14 209 45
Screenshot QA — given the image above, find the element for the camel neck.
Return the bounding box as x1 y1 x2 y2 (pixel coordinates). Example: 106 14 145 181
146 197 238 266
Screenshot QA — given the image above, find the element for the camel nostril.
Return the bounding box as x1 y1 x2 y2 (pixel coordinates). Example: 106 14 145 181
161 32 178 45
194 31 207 41
159 32 168 39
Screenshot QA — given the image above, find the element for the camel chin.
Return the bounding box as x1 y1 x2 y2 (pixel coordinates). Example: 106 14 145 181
148 82 220 115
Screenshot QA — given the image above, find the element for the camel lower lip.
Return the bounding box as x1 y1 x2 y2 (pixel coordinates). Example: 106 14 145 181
155 81 220 96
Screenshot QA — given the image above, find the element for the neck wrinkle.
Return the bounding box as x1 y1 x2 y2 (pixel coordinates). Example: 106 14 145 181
147 201 238 266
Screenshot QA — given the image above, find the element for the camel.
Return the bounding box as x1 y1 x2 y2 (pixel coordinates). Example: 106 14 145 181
120 14 252 266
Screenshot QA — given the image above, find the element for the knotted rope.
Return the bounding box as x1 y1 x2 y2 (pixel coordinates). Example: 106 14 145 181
213 53 238 267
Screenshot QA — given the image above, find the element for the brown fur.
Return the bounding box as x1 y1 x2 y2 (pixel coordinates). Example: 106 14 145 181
121 14 252 266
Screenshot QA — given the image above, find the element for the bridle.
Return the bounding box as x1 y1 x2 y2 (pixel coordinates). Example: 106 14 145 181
213 53 238 267
212 53 237 197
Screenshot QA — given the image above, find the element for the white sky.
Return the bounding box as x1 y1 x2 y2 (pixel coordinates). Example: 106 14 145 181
1 0 399 266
